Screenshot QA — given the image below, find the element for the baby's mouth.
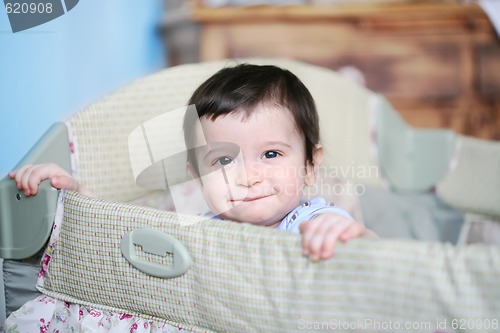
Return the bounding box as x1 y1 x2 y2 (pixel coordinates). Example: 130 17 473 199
231 194 272 203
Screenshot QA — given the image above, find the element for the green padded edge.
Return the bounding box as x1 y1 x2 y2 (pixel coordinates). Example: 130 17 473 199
375 95 456 192
37 191 500 333
0 122 71 259
436 135 500 218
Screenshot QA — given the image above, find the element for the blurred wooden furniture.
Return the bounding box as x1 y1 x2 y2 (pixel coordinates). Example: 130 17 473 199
165 2 500 140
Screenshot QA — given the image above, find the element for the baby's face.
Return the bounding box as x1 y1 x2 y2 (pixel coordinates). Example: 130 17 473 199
190 105 317 227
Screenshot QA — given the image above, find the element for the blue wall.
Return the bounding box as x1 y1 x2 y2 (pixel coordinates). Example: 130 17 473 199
0 0 165 177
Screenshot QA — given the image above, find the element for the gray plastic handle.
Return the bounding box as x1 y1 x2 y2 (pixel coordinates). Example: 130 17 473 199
121 228 192 278
0 122 71 259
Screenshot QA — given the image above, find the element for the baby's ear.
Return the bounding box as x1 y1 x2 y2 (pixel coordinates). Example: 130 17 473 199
305 145 323 186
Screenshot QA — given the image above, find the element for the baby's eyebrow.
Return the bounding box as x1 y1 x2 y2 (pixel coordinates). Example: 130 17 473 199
201 143 240 161
262 141 293 149
203 147 227 159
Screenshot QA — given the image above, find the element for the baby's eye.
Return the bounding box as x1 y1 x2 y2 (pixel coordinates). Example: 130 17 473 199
214 156 234 166
263 151 280 159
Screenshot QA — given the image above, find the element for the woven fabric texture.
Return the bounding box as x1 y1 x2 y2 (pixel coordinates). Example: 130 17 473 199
39 191 500 333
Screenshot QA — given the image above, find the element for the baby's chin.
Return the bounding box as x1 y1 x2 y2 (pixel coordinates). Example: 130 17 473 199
217 211 280 228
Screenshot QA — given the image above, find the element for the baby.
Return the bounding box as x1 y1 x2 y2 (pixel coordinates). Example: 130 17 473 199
10 63 373 261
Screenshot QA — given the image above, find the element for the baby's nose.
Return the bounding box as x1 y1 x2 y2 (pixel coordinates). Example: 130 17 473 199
236 161 263 187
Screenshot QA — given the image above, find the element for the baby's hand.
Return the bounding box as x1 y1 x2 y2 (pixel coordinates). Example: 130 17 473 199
299 213 368 261
9 163 80 196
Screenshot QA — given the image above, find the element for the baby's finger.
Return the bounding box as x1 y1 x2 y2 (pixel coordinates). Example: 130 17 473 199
24 164 59 195
318 225 341 259
318 220 353 259
339 222 366 242
12 164 32 189
20 166 41 195
51 175 78 191
299 220 320 257
24 165 48 195
305 222 332 261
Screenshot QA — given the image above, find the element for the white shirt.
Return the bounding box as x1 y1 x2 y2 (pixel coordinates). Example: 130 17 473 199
276 197 353 234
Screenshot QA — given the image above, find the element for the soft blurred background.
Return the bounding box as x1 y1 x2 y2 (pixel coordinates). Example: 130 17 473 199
163 0 500 141
0 0 165 178
1 0 499 324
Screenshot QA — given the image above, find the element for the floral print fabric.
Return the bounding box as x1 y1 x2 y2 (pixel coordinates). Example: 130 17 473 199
1 191 194 333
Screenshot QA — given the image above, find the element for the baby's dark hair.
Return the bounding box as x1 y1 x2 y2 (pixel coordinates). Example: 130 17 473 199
183 63 319 172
